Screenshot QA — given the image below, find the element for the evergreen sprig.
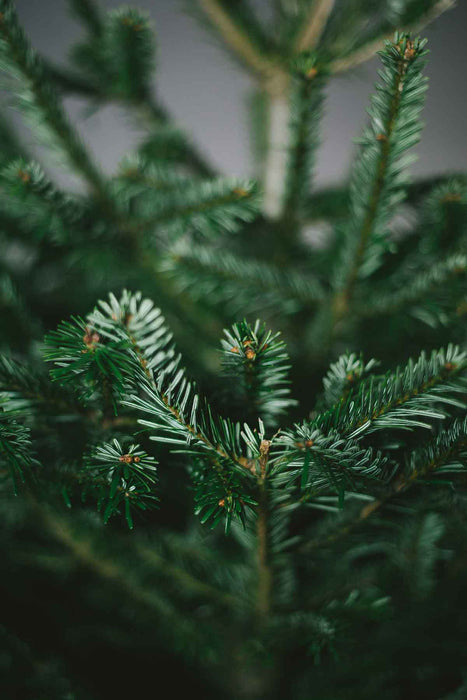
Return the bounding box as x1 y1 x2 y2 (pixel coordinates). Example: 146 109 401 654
360 253 466 325
0 158 88 243
320 352 380 408
69 0 103 37
404 415 467 480
421 178 467 255
47 291 260 531
220 319 296 426
0 405 36 493
70 7 156 102
276 426 390 499
129 176 259 239
315 345 466 438
394 511 446 599
0 0 109 202
161 239 325 315
0 354 79 415
43 316 135 412
333 33 429 313
84 438 158 529
282 55 326 222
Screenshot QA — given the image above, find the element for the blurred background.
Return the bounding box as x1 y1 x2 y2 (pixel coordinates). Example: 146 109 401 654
12 0 467 188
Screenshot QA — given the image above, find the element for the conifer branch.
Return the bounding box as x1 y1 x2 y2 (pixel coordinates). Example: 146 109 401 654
0 0 466 689
0 273 41 344
136 107 215 177
256 438 272 618
276 428 390 500
0 159 89 243
421 178 467 255
0 355 89 418
89 292 258 527
0 109 25 164
332 34 428 324
281 58 325 225
262 86 291 218
69 0 103 37
302 416 467 553
221 320 296 427
124 175 259 238
84 439 158 529
161 240 325 315
360 253 467 319
0 407 36 493
135 541 239 609
316 345 466 439
330 0 455 74
0 1 112 210
196 0 284 85
36 506 203 648
295 0 335 52
275 345 466 506
320 352 380 409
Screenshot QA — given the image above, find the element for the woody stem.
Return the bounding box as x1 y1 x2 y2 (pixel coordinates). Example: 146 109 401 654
256 440 272 618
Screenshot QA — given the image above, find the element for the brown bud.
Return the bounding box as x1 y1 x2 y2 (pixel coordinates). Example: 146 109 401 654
230 346 240 354
376 133 386 142
442 193 462 203
83 327 100 349
245 347 256 360
218 498 225 507
305 67 318 80
305 440 314 448
233 187 248 197
18 169 30 183
122 17 142 31
119 454 133 464
404 40 416 61
122 167 139 179
133 456 141 463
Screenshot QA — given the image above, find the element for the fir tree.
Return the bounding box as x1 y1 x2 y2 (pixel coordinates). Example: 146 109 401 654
0 1 466 698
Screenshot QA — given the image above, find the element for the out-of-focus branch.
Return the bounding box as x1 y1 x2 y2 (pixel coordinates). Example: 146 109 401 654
295 0 335 52
45 62 215 178
330 0 455 73
197 0 286 86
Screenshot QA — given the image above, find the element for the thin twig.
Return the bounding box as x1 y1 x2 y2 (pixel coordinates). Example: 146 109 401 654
256 439 272 618
332 47 409 325
197 0 286 88
295 0 335 53
37 507 177 615
301 442 463 554
136 543 239 608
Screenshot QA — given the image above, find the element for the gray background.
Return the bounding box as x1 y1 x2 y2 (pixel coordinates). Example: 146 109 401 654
13 0 467 187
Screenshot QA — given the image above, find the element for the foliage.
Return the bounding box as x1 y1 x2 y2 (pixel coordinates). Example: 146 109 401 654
0 1 465 699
